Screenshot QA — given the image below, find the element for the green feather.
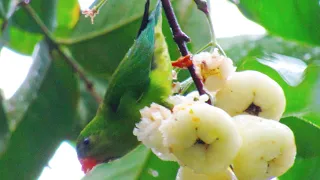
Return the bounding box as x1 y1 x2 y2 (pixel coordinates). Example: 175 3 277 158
76 1 172 162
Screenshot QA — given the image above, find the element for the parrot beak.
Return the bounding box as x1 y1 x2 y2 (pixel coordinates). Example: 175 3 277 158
79 157 98 174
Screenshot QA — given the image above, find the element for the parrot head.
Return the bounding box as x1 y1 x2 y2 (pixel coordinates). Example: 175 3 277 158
76 116 114 173
76 112 140 173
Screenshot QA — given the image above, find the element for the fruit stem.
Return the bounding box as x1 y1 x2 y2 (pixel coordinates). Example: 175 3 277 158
161 0 211 104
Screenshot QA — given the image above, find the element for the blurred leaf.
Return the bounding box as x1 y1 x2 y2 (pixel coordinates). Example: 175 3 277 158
279 156 320 180
257 53 307 87
5 40 51 128
62 0 209 78
281 117 320 158
2 0 79 55
1 16 41 55
232 0 320 45
0 0 10 18
0 41 79 179
12 0 57 33
83 145 179 180
5 24 42 54
53 0 80 38
0 92 9 156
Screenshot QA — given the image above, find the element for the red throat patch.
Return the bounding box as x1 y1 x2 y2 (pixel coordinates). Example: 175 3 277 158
79 158 98 174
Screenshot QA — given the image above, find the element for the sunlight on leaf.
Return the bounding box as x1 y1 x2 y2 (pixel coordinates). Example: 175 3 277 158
258 53 307 87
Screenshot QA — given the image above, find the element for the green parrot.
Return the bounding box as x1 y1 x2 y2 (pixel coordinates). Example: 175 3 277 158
76 1 173 173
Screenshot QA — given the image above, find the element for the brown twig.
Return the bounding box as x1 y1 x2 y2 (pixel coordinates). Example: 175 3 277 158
161 0 211 104
21 3 102 104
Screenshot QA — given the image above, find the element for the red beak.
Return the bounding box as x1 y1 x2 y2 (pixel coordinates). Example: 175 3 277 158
79 158 98 174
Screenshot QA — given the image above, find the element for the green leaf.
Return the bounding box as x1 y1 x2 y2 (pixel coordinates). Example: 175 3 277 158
281 117 320 158
53 0 80 38
62 0 209 78
0 0 10 18
1 16 42 55
257 53 307 87
0 92 9 156
12 0 57 33
5 24 42 55
0 41 79 179
233 0 320 45
279 156 320 180
83 145 179 180
5 40 52 128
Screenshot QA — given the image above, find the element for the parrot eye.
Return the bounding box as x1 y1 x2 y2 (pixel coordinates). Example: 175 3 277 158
83 138 90 146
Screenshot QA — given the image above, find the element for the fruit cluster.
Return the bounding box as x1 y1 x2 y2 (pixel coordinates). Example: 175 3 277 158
133 49 296 180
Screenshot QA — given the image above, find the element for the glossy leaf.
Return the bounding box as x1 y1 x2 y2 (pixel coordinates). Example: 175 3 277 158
279 156 320 180
0 41 79 179
281 117 320 158
232 0 320 45
83 145 179 180
257 53 307 87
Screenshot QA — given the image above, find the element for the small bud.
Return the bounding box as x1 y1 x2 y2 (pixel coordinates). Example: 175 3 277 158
82 8 99 24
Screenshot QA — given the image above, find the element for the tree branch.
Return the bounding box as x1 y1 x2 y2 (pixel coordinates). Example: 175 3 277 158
161 0 211 104
21 3 102 104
